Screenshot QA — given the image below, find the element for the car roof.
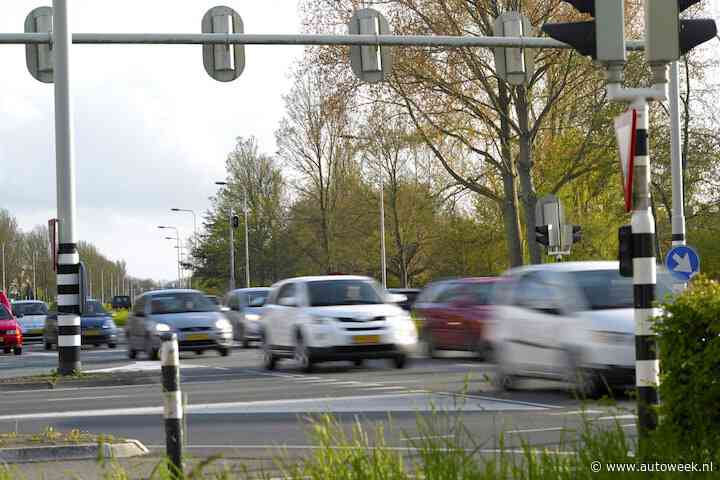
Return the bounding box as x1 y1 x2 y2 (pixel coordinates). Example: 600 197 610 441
142 289 201 296
503 261 620 275
279 275 373 283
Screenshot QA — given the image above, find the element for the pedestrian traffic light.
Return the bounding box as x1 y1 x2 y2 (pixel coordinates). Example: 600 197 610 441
536 225 551 247
541 0 625 63
618 225 633 277
231 215 240 229
644 0 717 64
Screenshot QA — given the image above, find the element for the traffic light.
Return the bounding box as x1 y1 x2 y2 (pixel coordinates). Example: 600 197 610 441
618 225 633 277
541 0 625 63
572 225 582 243
645 1 717 64
231 215 240 229
536 225 551 247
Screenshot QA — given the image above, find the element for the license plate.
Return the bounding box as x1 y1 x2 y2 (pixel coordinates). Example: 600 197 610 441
84 330 101 336
353 335 380 345
186 333 209 341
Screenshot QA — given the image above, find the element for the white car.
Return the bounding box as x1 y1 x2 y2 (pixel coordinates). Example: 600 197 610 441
489 261 673 397
260 276 418 372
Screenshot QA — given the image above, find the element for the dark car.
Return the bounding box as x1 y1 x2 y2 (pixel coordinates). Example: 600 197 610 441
111 295 131 310
387 288 421 312
413 278 499 360
44 299 119 350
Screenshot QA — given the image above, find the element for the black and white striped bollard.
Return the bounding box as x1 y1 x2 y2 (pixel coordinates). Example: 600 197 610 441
57 243 81 375
161 332 183 477
631 99 659 437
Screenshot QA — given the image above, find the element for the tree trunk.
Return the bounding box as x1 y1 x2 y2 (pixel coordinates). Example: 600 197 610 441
501 173 524 268
516 89 542 264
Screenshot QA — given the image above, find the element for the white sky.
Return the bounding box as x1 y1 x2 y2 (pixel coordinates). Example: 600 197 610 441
0 1 303 282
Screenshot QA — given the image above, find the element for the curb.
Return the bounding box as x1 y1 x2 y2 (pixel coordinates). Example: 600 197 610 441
0 439 149 463
0 373 159 392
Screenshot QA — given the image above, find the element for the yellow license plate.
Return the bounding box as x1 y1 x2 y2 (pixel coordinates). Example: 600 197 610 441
353 335 380 345
84 330 101 336
186 333 209 341
30 329 43 334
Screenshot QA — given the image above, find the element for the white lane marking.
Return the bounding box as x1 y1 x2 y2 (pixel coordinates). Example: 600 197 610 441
293 378 339 384
46 394 130 402
505 426 574 435
454 363 490 368
336 383 383 388
547 410 604 416
622 423 636 429
364 386 407 391
0 392 548 421
402 434 455 442
142 444 577 455
85 361 208 373
596 414 637 421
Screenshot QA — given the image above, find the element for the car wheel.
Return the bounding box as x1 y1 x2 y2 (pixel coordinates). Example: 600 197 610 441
44 341 53 351
108 343 117 349
494 369 518 391
294 335 314 373
195 350 204 355
564 350 602 399
392 354 409 369
262 341 277 371
218 347 231 357
128 348 137 359
3 347 10 354
353 358 364 367
13 347 22 356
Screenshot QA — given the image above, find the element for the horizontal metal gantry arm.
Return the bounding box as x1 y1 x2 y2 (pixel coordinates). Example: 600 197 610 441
0 32 645 50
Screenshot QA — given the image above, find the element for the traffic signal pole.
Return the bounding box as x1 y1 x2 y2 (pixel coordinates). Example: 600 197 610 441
53 0 81 375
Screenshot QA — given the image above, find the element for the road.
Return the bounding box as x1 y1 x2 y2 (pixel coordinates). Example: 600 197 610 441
0 342 637 463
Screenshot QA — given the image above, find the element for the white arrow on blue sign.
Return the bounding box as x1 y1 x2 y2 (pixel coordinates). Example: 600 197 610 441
665 245 700 282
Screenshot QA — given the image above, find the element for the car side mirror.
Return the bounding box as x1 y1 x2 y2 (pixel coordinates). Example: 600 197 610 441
279 297 297 307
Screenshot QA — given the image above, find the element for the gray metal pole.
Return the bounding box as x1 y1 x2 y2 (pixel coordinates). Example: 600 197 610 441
243 195 250 289
379 177 387 289
229 211 235 291
631 98 659 439
1 243 5 293
191 211 197 290
32 252 36 299
53 0 81 375
175 236 181 288
101 270 104 304
669 61 686 259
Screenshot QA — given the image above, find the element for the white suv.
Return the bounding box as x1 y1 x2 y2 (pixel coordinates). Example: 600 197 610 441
260 276 418 372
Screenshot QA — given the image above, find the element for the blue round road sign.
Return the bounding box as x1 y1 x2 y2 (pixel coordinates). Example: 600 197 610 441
665 245 700 282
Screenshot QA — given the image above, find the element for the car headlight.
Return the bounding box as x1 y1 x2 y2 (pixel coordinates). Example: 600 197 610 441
245 313 260 322
311 316 334 325
215 318 232 331
155 323 171 333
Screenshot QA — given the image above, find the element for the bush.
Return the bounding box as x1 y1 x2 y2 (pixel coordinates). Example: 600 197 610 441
112 309 129 327
654 276 720 459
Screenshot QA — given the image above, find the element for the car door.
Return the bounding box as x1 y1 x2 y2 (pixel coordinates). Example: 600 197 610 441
273 282 298 349
431 283 466 349
128 295 146 350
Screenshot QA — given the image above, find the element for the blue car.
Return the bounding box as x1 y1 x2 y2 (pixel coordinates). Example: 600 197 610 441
44 299 119 350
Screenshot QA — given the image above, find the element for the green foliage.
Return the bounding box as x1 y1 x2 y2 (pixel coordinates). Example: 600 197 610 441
654 276 720 459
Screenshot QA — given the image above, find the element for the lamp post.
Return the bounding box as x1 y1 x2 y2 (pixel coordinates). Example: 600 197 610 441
159 226 182 288
215 181 250 289
1 242 5 293
171 208 197 288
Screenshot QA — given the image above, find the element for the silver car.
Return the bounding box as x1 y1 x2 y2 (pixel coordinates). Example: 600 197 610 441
11 300 48 342
223 287 271 347
126 289 233 359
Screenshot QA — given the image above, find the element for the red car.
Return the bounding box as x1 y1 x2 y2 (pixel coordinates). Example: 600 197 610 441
412 278 499 360
0 292 23 355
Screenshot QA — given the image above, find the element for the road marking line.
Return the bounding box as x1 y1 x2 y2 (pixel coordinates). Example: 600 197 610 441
596 414 637 421
547 410 604 416
46 394 130 402
364 386 407 391
336 383 383 388
454 363 489 368
505 427 574 435
142 444 577 455
293 379 339 383
402 434 455 442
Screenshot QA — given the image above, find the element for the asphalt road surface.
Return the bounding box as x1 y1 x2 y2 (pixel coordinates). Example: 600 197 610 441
0 342 637 463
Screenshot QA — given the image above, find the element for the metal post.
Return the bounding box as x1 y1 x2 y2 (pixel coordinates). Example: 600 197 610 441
379 177 387 289
175 236 181 288
229 211 235 291
669 61 686 273
160 333 183 478
32 251 36 299
100 270 104 304
243 195 250 288
53 0 81 375
631 98 659 439
1 243 5 293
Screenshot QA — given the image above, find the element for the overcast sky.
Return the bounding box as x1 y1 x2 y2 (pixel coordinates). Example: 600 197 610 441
0 1 303 283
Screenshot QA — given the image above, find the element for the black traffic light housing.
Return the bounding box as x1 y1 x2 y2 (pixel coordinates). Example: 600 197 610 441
572 225 582 243
535 225 551 247
231 215 240 229
618 225 633 277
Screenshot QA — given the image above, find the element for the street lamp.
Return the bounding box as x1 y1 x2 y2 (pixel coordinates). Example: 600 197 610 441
215 181 250 289
170 208 198 288
158 226 182 288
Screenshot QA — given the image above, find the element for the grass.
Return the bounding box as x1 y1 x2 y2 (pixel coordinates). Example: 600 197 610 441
0 405 714 479
0 426 118 448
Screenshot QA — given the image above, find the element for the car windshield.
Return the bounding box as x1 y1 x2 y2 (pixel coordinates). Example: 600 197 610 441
151 292 217 314
248 291 269 307
308 280 384 307
570 269 674 310
0 305 11 320
84 301 108 316
205 296 219 305
12 302 48 315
